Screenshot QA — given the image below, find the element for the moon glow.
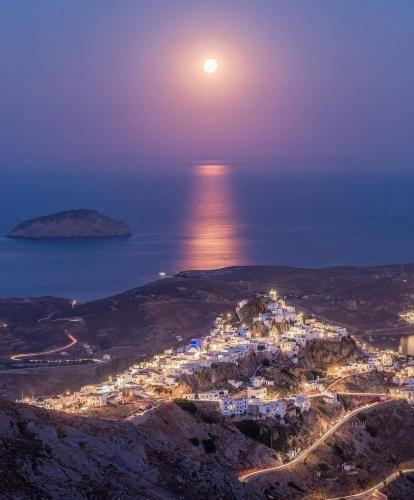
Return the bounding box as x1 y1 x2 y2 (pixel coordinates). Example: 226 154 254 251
203 58 218 73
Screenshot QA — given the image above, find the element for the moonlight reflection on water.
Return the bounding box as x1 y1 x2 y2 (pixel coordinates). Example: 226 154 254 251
178 164 247 271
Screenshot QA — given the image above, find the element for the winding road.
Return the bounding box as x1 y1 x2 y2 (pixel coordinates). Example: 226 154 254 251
10 331 78 361
239 399 393 483
326 467 414 499
10 317 83 361
336 391 388 397
308 391 387 399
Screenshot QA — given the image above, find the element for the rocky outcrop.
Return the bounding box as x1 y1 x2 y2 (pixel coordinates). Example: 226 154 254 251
298 337 360 371
175 350 302 398
238 296 270 325
251 319 289 339
176 351 267 395
140 402 275 480
7 209 131 238
333 370 391 393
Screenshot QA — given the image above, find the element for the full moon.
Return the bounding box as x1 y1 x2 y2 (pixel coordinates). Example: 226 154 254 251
203 58 218 74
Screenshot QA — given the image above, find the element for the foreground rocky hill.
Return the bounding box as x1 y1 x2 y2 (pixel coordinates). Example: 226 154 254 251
7 209 131 238
1 394 411 499
0 399 264 500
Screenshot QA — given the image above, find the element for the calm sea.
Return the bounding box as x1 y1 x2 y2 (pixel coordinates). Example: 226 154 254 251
2 165 414 302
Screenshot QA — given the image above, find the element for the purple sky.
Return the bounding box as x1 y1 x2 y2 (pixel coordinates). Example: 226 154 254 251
1 1 413 172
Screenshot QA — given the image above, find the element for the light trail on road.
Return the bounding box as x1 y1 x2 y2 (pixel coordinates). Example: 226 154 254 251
326 467 414 499
52 317 84 323
239 400 394 483
336 391 388 397
307 391 386 399
10 332 78 361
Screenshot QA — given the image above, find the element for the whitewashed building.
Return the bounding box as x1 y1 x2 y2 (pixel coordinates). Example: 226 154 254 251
256 399 286 418
219 397 248 416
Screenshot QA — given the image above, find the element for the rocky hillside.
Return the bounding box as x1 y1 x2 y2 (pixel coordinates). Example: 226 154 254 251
174 348 306 399
7 209 131 238
382 469 414 499
237 296 270 325
0 297 71 327
139 401 276 478
251 400 414 499
175 351 267 395
0 399 266 500
298 337 360 371
332 370 392 393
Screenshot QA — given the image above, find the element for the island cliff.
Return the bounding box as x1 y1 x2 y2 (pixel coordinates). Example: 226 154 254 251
6 209 132 239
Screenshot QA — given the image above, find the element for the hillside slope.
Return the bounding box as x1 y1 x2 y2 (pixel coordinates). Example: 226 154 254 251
0 399 264 500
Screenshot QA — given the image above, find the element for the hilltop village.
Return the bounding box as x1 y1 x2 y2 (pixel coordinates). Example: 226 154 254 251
25 291 414 418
